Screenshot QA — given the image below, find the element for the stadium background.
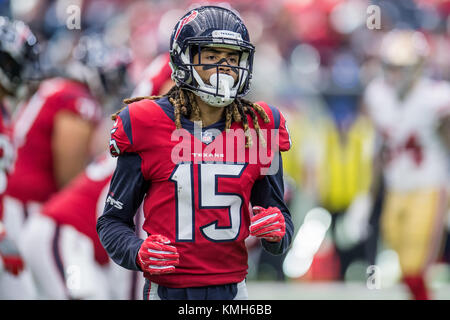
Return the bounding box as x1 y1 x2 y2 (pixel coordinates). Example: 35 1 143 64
1 0 449 299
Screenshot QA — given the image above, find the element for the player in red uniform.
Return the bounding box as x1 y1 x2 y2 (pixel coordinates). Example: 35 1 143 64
20 153 137 299
0 17 41 299
3 72 101 238
19 53 173 299
97 6 294 300
0 73 102 299
1 31 132 298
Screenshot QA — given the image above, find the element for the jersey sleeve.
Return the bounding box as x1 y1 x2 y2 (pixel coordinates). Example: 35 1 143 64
256 102 292 152
58 92 102 124
96 152 149 271
250 152 294 255
278 109 292 152
109 106 134 157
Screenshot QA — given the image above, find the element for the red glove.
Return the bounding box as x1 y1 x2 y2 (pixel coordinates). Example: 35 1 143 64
0 224 25 276
250 206 286 243
1 254 24 276
137 234 179 275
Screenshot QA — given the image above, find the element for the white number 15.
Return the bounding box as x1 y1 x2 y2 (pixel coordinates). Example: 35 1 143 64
169 163 246 242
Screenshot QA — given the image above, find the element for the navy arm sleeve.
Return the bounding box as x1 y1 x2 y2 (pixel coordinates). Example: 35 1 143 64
250 152 294 255
96 153 150 271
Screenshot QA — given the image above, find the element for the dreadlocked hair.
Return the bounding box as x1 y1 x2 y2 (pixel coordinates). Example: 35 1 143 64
111 86 270 148
110 95 161 121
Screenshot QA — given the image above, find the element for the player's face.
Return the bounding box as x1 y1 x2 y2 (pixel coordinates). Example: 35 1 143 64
382 63 421 97
192 47 240 85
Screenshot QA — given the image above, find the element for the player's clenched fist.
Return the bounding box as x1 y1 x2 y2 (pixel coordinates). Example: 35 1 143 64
137 234 179 275
250 206 286 243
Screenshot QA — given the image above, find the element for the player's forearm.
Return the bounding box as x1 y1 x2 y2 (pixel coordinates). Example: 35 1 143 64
261 222 293 255
97 152 149 270
260 210 293 255
250 153 294 255
259 197 294 255
52 111 95 188
97 215 143 271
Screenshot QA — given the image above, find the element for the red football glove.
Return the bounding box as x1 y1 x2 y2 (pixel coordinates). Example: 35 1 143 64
0 254 25 276
137 234 179 275
250 206 286 243
0 225 25 276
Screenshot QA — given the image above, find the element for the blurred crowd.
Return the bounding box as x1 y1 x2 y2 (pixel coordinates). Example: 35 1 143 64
0 0 449 300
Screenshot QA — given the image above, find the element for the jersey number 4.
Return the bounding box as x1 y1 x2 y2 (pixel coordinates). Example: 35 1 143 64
170 163 246 242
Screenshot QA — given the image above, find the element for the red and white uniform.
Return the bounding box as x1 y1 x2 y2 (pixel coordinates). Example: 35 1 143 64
0 103 13 221
364 76 450 282
42 153 115 266
19 65 172 299
7 78 101 204
0 102 32 300
364 77 450 192
21 153 144 299
0 78 100 299
2 78 101 242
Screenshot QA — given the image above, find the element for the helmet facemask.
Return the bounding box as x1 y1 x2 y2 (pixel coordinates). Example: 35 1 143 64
170 32 254 107
169 6 255 107
0 51 22 95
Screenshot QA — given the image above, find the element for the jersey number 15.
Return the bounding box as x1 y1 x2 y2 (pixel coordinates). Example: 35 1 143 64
169 163 246 242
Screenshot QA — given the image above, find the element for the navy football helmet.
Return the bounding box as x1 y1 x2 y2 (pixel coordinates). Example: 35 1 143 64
68 32 133 102
169 6 254 107
0 16 40 96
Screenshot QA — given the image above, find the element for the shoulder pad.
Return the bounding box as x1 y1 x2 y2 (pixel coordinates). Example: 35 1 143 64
254 101 292 152
109 99 164 157
110 106 133 157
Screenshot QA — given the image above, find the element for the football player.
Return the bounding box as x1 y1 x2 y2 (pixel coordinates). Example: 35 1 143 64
19 153 142 299
97 5 294 300
0 31 131 299
364 30 450 300
19 54 173 299
0 17 40 299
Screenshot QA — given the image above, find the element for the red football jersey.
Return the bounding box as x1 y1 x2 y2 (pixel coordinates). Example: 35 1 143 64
109 97 291 287
6 78 102 203
39 68 173 265
42 153 116 265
